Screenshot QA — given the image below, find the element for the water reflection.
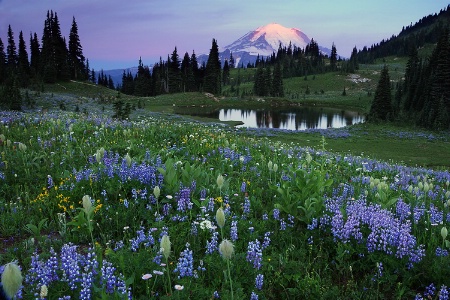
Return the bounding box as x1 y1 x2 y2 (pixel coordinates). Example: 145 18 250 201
219 107 365 130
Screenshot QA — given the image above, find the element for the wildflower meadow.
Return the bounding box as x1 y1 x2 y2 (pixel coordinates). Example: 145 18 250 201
1 110 450 299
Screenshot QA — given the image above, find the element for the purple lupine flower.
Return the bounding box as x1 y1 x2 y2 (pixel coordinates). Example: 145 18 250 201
230 220 238 241
47 175 54 189
250 291 259 300
255 274 264 290
208 197 215 212
280 219 286 231
246 240 263 270
60 243 82 290
174 243 194 278
242 197 251 217
79 248 98 300
439 285 449 300
273 209 280 220
177 187 193 212
101 260 117 294
436 247 449 257
424 283 436 298
262 232 271 249
241 181 247 193
395 198 411 221
206 231 219 254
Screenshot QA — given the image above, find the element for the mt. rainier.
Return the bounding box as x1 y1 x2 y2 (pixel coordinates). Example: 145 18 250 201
223 23 311 57
199 23 333 67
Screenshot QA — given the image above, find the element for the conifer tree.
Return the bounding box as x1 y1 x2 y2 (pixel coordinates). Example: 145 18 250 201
168 47 182 93
330 43 337 71
190 51 201 90
17 31 30 87
204 39 221 94
272 63 284 97
222 60 230 86
6 25 17 73
30 33 41 77
229 52 235 69
369 65 392 121
181 52 196 92
68 16 85 80
0 38 6 83
347 46 359 73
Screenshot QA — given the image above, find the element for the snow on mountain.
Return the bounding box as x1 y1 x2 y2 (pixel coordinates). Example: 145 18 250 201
198 23 332 67
222 23 311 57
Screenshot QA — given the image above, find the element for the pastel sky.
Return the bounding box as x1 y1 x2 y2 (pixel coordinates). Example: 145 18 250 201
0 0 448 70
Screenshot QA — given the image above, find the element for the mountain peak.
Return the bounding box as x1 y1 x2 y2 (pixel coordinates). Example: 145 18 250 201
222 23 311 59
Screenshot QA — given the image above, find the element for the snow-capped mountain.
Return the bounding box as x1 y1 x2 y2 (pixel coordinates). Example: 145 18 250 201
224 23 310 57
199 23 332 67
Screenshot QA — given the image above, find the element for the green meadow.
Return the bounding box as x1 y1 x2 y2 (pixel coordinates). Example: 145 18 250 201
1 58 450 299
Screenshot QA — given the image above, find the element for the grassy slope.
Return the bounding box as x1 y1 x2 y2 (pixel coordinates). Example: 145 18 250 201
39 53 450 169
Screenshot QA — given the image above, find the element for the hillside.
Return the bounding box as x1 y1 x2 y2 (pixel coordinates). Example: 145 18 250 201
357 4 450 62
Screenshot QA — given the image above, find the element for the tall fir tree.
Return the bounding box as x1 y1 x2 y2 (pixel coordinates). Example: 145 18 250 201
420 29 450 129
330 43 337 71
52 12 69 81
17 31 30 87
222 60 230 86
68 16 85 80
369 65 393 121
272 63 284 97
190 51 201 90
0 38 6 83
168 47 182 93
181 52 196 92
203 39 221 94
30 32 41 78
6 25 17 73
229 52 235 69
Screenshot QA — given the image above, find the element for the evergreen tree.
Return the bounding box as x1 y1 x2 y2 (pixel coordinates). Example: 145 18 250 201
52 13 70 81
420 29 450 129
6 25 17 72
29 33 41 77
17 31 30 87
41 11 69 82
190 51 201 91
168 47 182 93
121 70 135 95
264 67 272 96
222 60 230 86
330 43 337 71
229 52 235 68
347 46 359 73
253 65 264 96
181 52 196 92
204 39 221 94
0 38 6 84
68 16 85 80
402 46 420 111
272 63 284 97
369 66 392 121
134 58 151 96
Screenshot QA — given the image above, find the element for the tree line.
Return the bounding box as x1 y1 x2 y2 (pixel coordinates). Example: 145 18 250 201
368 29 450 130
0 11 87 110
357 5 450 64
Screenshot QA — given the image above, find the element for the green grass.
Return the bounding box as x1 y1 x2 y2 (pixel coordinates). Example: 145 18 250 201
270 123 450 169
